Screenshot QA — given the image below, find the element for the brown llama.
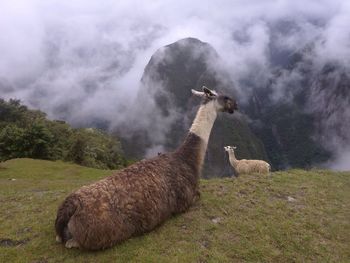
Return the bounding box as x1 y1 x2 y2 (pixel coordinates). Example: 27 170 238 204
55 86 238 250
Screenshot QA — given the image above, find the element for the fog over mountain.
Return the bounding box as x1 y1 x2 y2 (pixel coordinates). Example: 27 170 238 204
0 0 349 170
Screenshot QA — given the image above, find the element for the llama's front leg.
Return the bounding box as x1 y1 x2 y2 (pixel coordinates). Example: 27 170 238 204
65 239 80 249
193 190 201 203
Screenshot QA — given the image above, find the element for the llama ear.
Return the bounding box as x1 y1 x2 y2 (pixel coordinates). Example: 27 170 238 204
232 146 237 150
202 86 217 99
191 89 205 98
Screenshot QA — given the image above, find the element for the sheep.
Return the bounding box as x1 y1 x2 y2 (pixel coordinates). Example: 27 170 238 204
55 86 238 250
224 146 270 175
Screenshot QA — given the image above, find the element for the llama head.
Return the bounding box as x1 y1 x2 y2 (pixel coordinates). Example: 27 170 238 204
191 86 238 114
224 146 237 152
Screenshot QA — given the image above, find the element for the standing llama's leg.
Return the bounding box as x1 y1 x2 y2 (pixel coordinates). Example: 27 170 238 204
193 190 201 203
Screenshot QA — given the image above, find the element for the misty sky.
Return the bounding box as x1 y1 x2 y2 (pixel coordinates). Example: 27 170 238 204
0 0 349 169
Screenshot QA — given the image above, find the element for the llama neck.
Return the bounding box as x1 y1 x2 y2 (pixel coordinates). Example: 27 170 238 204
176 102 218 174
189 102 217 146
228 152 238 167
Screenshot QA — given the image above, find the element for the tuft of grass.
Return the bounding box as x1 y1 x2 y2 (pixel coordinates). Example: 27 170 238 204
0 159 349 262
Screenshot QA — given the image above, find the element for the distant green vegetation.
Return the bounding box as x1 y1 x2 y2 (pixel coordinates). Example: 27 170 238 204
0 99 127 169
0 159 349 262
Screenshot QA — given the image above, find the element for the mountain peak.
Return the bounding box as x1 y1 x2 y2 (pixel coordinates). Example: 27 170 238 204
165 37 212 48
124 38 267 176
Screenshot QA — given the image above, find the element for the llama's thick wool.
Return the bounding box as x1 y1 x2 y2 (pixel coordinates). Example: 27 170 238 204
56 133 202 250
234 159 270 174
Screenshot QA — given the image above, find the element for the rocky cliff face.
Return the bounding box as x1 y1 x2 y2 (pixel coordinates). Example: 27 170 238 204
243 48 350 169
122 38 268 177
308 65 350 150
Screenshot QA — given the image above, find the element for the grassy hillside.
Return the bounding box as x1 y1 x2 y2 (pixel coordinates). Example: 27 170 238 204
0 159 349 262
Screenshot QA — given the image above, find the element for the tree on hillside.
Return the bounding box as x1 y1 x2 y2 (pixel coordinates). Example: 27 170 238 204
0 124 26 161
23 123 55 159
67 129 126 169
0 98 127 169
0 123 56 161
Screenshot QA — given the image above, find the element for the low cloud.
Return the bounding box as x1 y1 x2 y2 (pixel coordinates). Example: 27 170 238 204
329 149 350 171
0 0 349 169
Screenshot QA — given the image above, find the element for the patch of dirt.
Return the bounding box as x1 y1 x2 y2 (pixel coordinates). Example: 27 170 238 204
238 189 248 195
0 238 29 247
210 216 223 224
223 233 240 243
215 185 228 196
269 190 290 201
287 196 296 202
32 258 49 263
199 239 210 249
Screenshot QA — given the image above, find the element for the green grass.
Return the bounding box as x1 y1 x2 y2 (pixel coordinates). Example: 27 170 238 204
0 159 349 262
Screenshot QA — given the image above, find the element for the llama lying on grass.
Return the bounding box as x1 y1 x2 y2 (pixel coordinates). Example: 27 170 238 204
55 86 238 250
224 146 270 175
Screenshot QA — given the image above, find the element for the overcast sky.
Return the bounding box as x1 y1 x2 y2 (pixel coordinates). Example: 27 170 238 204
1 0 348 107
0 0 349 169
